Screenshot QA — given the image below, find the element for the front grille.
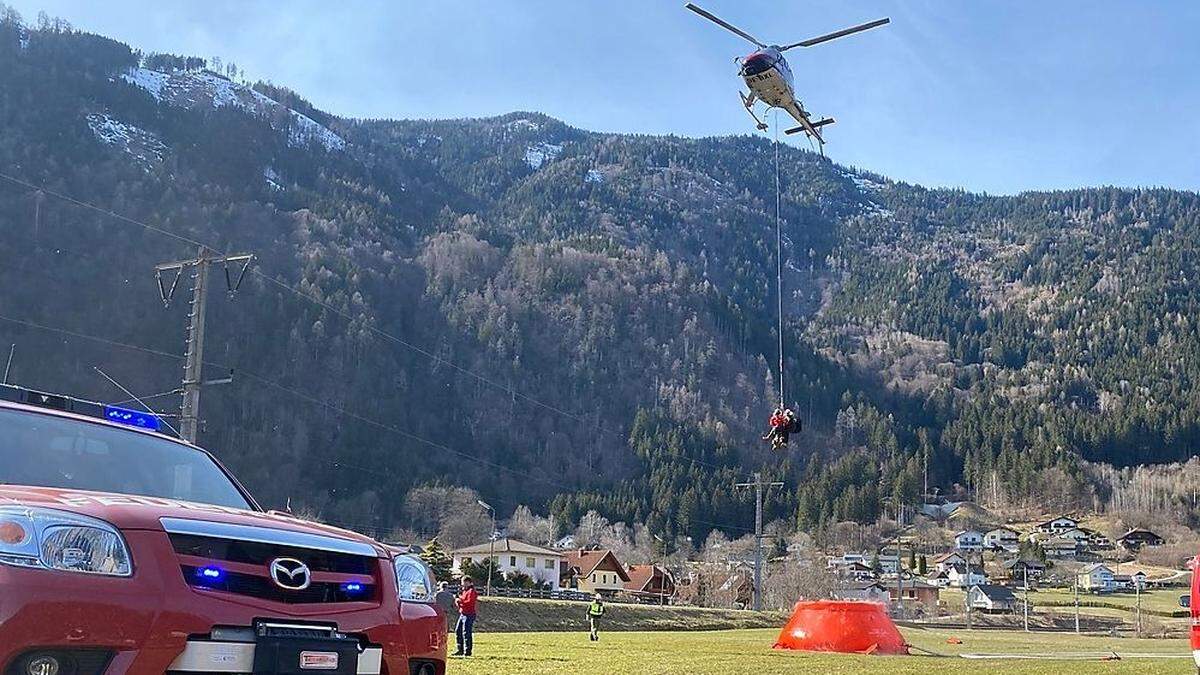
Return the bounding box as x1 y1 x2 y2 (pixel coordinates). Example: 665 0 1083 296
170 533 378 605
180 565 374 604
170 533 374 574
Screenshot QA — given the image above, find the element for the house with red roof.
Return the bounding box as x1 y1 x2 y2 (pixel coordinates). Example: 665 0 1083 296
561 549 631 597
624 564 676 603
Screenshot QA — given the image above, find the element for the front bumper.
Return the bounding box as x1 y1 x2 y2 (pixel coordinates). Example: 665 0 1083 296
169 641 382 673
0 529 445 674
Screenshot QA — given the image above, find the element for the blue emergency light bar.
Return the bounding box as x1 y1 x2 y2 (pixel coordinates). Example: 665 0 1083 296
104 405 163 431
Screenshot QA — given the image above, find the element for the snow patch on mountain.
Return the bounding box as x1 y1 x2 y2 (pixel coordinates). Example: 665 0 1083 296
585 169 604 184
120 67 345 151
839 168 888 194
838 168 893 218
18 29 29 50
86 113 166 170
507 118 541 132
524 142 562 170
264 166 284 192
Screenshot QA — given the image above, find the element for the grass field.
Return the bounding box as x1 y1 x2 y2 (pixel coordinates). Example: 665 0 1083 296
446 627 1196 674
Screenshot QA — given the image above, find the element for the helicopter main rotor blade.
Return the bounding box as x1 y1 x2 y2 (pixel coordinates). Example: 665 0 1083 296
684 3 766 49
779 17 890 51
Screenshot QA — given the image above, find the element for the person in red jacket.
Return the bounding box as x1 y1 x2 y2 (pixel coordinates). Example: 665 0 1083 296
762 406 800 450
762 407 787 448
453 576 479 657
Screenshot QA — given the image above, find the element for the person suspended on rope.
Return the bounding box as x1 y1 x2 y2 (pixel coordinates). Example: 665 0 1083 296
762 406 801 450
762 406 787 447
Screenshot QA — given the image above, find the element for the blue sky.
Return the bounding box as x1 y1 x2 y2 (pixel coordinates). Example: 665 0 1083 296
8 0 1199 195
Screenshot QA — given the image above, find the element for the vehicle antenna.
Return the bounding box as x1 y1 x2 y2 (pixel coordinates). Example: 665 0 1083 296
3 344 13 384
93 366 181 437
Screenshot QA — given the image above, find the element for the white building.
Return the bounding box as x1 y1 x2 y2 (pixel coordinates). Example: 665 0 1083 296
984 527 1019 551
833 581 891 604
1077 563 1115 593
947 564 988 588
1057 528 1092 545
954 530 984 552
967 584 1017 613
1035 516 1079 534
451 538 564 590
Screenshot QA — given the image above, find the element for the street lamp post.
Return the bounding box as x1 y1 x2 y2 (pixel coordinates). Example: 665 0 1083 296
477 500 496 597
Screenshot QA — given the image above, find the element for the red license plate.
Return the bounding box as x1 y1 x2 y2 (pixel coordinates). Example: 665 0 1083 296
299 651 339 670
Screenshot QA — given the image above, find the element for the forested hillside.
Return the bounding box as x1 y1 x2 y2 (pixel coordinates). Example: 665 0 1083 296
1 12 1198 540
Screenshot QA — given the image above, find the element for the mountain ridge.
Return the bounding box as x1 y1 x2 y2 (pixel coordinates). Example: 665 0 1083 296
2 14 1200 539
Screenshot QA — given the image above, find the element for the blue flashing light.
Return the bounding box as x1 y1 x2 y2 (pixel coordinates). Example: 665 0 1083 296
197 566 224 581
104 405 162 431
341 582 365 594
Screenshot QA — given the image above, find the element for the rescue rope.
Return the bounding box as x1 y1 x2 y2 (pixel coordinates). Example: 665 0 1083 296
773 109 785 406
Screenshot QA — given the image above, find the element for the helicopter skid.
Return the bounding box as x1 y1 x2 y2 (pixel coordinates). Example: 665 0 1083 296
740 91 769 131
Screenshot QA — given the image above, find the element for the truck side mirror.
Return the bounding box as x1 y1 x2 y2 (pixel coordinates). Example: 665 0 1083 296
1180 594 1191 609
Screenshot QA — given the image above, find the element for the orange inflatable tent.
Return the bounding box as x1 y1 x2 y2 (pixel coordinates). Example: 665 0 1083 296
773 600 908 655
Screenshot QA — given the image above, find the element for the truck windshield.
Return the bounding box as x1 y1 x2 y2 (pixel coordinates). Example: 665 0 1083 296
0 407 253 510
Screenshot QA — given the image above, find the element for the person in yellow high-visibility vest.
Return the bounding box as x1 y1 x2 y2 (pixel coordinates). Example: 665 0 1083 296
587 593 606 641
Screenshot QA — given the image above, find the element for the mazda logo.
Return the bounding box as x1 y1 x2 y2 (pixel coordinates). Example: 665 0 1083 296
269 557 312 591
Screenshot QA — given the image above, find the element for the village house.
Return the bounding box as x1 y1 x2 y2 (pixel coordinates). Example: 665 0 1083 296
954 530 984 552
1002 559 1046 586
1041 535 1082 559
876 551 903 575
833 581 891 604
1078 563 1116 593
931 551 966 573
562 549 631 597
1035 515 1079 535
947 563 988 588
624 564 676 603
717 568 754 609
926 568 951 588
888 578 941 609
826 553 868 569
839 561 876 582
984 527 1020 552
1116 529 1165 552
968 584 1018 613
451 538 564 589
1057 528 1091 543
1108 571 1147 592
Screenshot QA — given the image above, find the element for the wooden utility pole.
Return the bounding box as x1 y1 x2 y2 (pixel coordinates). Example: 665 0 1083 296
1080 576 1089 634
735 472 783 611
1135 580 1142 636
155 247 253 443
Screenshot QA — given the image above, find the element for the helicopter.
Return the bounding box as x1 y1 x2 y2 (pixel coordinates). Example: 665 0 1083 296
685 3 889 151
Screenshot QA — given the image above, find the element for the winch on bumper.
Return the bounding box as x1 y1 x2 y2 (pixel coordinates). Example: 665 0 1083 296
168 623 382 674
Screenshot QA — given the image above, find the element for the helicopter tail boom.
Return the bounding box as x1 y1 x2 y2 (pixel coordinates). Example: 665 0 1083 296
784 117 835 136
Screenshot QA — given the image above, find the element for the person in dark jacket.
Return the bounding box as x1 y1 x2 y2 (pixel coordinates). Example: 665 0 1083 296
434 581 457 634
453 576 478 657
587 593 606 641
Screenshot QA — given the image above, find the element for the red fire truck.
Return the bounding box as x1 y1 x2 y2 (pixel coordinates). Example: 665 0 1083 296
0 384 445 674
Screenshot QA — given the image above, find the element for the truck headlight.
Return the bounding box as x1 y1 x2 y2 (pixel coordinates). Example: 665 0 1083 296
394 554 435 603
0 506 132 577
